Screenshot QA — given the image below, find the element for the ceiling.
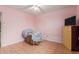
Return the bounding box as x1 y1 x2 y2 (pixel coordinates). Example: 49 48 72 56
6 5 75 15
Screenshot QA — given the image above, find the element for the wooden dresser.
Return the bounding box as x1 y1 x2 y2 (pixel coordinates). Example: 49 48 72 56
63 26 79 51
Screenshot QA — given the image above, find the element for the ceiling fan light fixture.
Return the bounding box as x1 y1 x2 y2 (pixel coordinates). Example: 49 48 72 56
32 5 40 12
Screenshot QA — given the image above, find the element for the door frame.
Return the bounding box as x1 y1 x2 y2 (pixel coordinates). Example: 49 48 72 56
0 12 2 47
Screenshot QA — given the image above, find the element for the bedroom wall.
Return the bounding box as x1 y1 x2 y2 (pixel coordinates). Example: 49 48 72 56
0 6 35 47
35 6 76 43
76 6 79 25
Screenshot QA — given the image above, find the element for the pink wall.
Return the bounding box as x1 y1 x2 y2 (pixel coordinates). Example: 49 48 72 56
35 6 76 43
0 6 35 47
76 6 79 25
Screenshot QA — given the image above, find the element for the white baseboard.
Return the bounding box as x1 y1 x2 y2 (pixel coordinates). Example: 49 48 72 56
44 36 62 43
1 39 24 47
1 36 62 47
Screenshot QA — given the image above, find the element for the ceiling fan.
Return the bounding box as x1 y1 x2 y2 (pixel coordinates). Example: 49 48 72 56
22 5 44 13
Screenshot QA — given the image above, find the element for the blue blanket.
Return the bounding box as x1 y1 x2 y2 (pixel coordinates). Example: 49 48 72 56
22 29 43 42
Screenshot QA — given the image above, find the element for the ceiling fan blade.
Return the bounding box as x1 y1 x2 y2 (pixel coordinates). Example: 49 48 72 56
22 5 33 9
37 6 44 13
